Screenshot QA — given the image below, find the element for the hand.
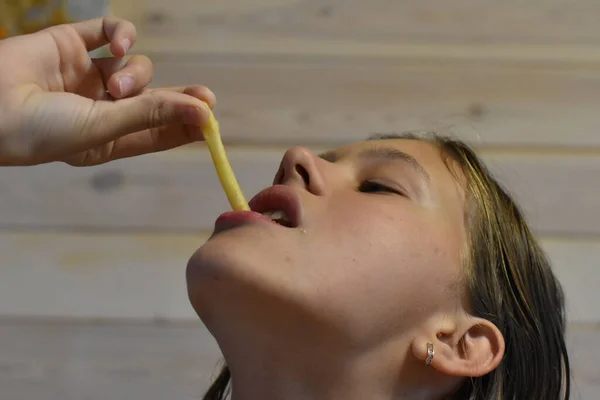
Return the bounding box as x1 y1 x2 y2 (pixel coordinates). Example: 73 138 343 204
0 17 216 166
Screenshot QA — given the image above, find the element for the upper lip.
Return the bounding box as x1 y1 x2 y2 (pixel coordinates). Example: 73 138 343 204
248 185 303 228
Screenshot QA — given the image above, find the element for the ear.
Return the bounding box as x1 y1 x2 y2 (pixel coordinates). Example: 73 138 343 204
411 317 505 378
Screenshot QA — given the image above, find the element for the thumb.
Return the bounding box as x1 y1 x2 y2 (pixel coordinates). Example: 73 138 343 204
86 89 211 143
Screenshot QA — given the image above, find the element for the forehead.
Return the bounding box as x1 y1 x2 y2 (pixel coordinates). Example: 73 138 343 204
326 139 460 181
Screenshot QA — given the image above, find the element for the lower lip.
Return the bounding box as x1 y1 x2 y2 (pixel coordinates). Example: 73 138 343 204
214 210 276 230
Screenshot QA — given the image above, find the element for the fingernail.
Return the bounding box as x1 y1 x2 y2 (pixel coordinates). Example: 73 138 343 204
121 38 131 53
119 75 135 96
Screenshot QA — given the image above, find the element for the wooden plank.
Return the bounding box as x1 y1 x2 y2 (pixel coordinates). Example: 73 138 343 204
0 232 208 321
482 151 600 237
0 320 223 400
109 0 600 62
0 319 597 399
0 148 599 236
0 149 278 232
543 239 600 325
0 231 597 323
0 149 277 232
143 57 600 148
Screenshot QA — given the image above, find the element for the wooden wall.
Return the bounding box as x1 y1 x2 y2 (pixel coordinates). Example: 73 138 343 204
0 0 599 396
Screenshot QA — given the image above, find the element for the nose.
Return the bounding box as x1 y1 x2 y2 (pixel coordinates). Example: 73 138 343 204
273 146 327 195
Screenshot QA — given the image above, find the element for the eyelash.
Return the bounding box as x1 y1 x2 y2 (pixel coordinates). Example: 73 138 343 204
358 180 405 196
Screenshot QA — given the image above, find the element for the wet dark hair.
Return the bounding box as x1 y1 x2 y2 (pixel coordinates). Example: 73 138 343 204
202 133 571 400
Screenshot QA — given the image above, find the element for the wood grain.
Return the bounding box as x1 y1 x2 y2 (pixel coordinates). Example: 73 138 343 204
140 56 600 148
0 319 597 400
0 320 223 400
105 0 600 149
1 148 599 236
0 231 597 323
110 0 600 60
0 149 277 233
1 3 597 398
0 231 208 321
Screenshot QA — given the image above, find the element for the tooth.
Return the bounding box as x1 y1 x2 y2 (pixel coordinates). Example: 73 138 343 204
264 210 285 220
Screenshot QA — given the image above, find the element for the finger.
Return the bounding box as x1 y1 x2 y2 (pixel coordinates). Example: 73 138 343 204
69 17 136 56
84 88 214 146
93 55 154 98
88 87 218 162
77 123 202 164
178 85 217 110
139 85 217 109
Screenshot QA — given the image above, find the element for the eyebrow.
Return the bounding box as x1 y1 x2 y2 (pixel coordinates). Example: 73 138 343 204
318 146 431 182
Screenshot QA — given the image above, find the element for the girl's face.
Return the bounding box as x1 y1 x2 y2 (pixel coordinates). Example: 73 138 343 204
187 139 468 349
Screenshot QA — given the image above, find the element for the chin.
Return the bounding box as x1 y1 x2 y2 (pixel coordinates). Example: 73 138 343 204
187 228 257 285
186 226 293 316
189 228 336 336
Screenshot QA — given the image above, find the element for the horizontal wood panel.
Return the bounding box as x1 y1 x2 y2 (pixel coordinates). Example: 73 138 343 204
144 57 600 147
0 321 223 400
0 320 597 399
110 0 600 56
0 148 599 236
0 232 597 323
0 149 277 232
0 232 208 321
481 152 600 237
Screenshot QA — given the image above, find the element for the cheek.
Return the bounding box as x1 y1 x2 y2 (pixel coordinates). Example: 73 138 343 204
301 203 458 342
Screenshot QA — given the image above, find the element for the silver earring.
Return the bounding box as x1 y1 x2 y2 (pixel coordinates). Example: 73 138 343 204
425 342 434 366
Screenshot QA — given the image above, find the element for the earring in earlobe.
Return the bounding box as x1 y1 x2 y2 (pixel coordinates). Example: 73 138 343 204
425 342 434 366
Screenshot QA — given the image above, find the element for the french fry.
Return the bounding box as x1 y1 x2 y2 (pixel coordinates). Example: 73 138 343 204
203 106 250 211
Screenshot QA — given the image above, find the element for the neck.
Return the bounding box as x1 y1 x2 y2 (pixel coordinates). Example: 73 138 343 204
227 348 388 400
218 333 438 400
197 282 444 400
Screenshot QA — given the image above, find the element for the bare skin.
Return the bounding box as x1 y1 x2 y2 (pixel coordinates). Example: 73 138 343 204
186 139 505 400
0 17 215 166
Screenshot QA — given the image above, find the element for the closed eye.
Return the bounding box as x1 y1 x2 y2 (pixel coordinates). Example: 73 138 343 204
358 180 405 196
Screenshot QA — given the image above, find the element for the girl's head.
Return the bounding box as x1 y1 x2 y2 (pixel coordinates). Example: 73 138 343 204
186 133 570 399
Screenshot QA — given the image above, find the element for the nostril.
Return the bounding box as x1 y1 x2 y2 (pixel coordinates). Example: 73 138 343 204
296 164 310 186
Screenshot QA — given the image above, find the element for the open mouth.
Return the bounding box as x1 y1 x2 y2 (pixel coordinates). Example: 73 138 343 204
261 210 295 227
248 185 302 228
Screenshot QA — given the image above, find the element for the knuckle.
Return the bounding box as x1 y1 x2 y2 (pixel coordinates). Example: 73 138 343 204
146 93 168 126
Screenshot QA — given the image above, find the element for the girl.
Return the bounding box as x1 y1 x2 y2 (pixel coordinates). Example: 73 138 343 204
186 132 570 400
